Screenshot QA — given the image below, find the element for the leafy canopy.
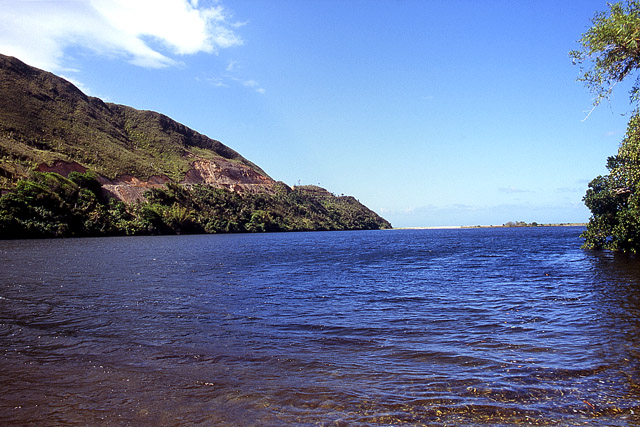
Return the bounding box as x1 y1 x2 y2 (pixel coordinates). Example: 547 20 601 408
574 1 640 252
0 172 391 239
570 0 640 111
581 114 640 252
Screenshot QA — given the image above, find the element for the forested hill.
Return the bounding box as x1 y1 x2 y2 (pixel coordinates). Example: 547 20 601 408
0 54 391 238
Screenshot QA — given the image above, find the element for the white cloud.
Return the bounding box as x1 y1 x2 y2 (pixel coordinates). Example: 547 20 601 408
0 0 242 72
202 70 265 94
242 80 265 94
208 60 265 93
243 79 265 92
226 60 238 71
59 74 96 96
206 76 230 88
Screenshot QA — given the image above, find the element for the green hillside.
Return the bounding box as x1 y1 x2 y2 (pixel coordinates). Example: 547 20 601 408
0 54 265 189
0 54 391 237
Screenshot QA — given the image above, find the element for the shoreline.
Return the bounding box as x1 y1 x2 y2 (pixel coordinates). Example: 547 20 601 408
393 223 587 230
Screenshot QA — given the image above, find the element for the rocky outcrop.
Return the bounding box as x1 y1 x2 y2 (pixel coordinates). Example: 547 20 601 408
181 159 276 194
34 158 279 204
100 158 279 203
99 174 171 203
36 160 87 176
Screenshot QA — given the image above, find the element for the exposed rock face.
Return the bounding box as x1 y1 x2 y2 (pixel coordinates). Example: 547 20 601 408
33 158 279 204
36 160 87 176
100 175 172 203
32 158 280 204
182 159 276 194
100 158 280 203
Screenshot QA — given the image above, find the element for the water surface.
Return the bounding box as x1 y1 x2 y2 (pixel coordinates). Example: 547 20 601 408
1 227 640 425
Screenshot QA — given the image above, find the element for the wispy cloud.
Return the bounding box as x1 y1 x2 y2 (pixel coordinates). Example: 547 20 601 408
0 0 243 72
203 69 265 94
226 60 238 72
243 79 266 94
59 73 102 98
205 76 230 88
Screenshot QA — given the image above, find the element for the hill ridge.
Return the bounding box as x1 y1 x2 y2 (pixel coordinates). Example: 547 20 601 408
0 53 273 200
0 54 391 237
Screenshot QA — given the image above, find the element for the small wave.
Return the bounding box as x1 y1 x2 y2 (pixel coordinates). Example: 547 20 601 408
367 296 430 304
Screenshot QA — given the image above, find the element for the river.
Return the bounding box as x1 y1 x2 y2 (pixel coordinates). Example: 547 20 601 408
1 227 640 425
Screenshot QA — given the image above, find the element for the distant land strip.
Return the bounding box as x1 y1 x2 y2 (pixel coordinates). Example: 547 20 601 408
394 223 587 230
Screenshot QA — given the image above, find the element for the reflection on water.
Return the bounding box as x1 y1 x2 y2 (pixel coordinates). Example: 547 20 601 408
1 228 640 425
585 250 640 413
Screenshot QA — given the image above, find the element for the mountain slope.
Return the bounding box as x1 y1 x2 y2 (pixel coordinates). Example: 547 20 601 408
0 53 272 199
0 54 391 236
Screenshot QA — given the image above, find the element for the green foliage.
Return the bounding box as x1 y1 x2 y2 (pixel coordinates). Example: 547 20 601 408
0 172 107 238
0 174 391 239
503 221 539 227
570 0 640 111
582 114 640 252
68 171 102 197
575 2 640 252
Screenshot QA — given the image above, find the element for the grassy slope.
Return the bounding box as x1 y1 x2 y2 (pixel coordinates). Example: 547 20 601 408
0 54 267 191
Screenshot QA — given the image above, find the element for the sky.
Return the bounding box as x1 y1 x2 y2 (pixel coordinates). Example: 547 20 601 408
0 0 633 227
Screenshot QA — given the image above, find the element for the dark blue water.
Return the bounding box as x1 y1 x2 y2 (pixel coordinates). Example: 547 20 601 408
1 227 640 425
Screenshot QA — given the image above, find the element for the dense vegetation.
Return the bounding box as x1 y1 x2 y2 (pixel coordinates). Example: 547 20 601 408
503 221 539 227
0 172 390 239
581 114 640 251
572 1 640 252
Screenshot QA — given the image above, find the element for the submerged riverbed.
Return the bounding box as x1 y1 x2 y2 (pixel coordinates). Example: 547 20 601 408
1 227 640 425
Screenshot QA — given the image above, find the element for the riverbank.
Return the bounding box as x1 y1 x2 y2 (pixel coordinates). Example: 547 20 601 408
394 223 587 230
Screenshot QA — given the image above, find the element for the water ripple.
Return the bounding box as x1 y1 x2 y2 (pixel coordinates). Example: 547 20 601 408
1 228 640 425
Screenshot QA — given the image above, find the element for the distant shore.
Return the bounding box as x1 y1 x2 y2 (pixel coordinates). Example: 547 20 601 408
394 223 587 230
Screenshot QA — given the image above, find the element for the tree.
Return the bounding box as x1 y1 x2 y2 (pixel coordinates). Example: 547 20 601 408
570 0 640 116
582 115 640 252
574 1 640 252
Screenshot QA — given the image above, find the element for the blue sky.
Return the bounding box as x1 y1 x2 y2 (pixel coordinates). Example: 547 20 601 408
0 0 632 227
